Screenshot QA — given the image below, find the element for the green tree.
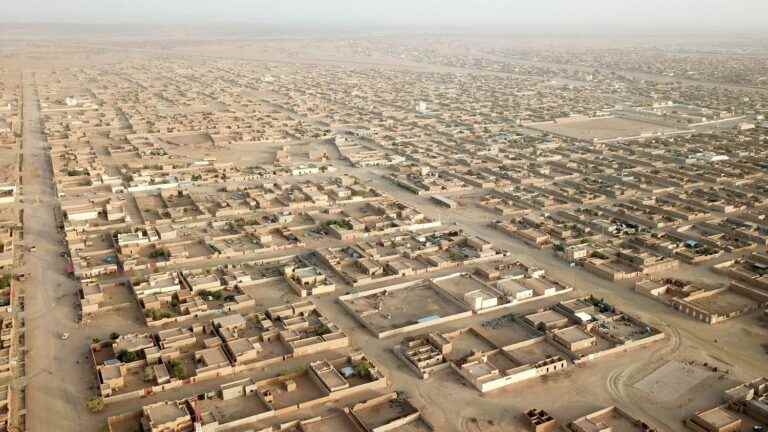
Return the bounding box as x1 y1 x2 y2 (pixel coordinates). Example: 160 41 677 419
0 274 11 289
168 359 186 380
117 349 138 363
353 360 372 378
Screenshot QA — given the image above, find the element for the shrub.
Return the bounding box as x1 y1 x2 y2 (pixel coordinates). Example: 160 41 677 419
86 397 105 413
198 289 223 300
149 248 169 259
317 324 332 336
67 169 89 177
149 309 175 321
286 365 306 375
109 332 120 340
143 366 154 382
324 219 353 230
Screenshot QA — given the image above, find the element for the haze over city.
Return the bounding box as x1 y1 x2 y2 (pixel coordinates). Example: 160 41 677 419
5 0 768 32
1 2 768 432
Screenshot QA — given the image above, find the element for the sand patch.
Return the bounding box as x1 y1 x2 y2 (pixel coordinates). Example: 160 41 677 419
634 361 712 401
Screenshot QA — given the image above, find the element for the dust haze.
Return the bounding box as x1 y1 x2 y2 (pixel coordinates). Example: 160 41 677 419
2 2 768 432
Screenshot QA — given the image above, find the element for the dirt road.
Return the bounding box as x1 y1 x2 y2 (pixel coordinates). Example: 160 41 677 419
21 72 93 432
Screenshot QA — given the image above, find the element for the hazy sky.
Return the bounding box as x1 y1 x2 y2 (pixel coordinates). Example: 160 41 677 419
5 0 768 33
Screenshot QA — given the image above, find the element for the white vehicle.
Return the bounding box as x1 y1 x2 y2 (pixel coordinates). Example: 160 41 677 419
60 333 70 340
